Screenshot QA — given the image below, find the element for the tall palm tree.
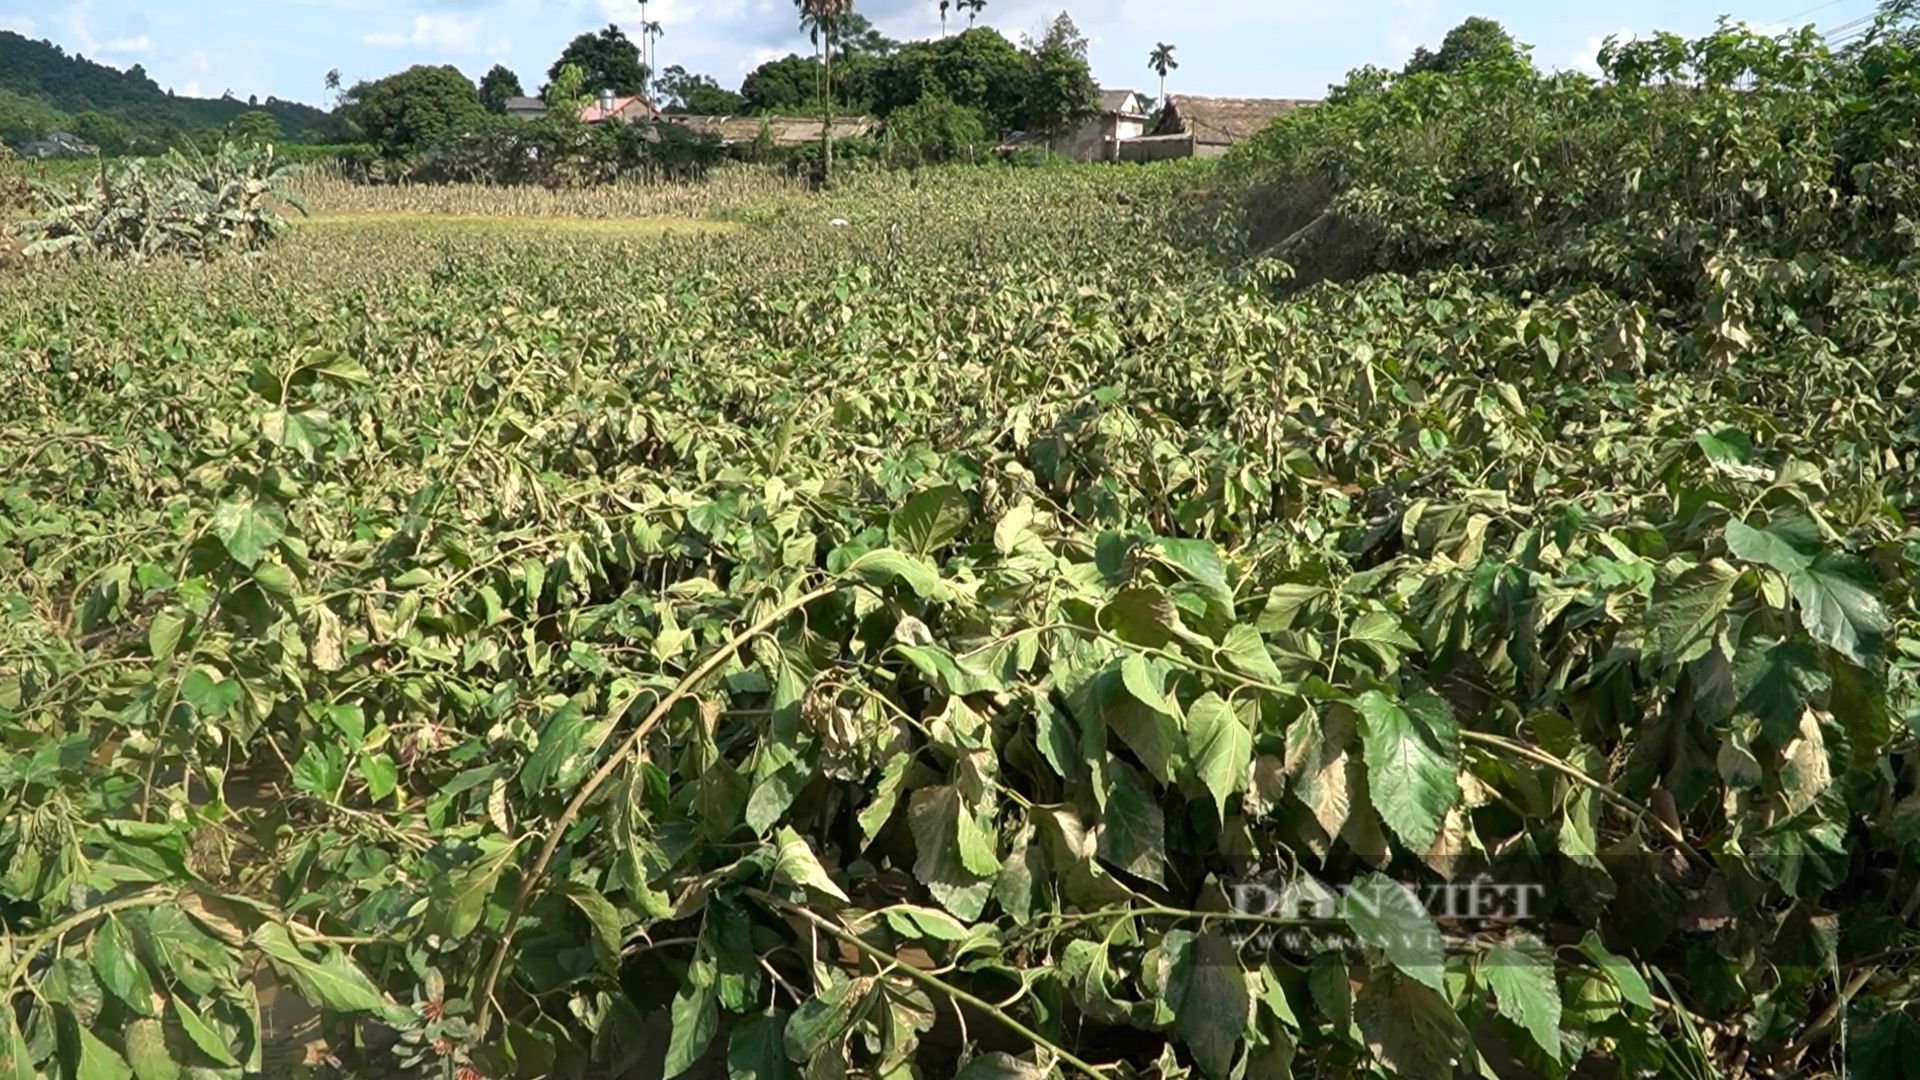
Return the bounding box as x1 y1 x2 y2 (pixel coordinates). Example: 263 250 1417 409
794 0 853 185
958 0 985 27
637 0 650 75
938 0 950 36
1149 42 1179 109
643 20 664 88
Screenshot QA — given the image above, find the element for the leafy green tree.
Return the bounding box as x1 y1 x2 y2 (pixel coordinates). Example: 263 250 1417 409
70 109 132 154
549 24 649 96
654 65 747 114
346 64 482 156
545 62 587 110
1149 42 1177 106
741 54 824 112
1019 14 1098 138
870 27 1029 134
479 64 524 113
884 91 986 165
1403 17 1525 75
230 109 283 145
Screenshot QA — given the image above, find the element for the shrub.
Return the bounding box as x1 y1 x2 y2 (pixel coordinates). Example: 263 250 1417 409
9 142 305 261
882 93 988 168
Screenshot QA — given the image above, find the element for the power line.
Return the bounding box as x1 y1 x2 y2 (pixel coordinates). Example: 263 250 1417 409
1756 0 1849 31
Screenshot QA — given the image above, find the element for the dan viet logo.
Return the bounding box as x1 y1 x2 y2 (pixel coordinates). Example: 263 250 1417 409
1227 874 1546 954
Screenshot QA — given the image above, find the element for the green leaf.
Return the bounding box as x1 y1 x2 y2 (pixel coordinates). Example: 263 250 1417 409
1152 537 1235 617
1356 690 1459 852
1725 516 1818 575
1 1005 35 1080
171 995 242 1067
290 744 345 799
858 751 912 847
954 1053 1049 1080
889 485 971 556
1217 624 1286 686
433 843 514 941
179 669 241 720
665 958 720 1080
1577 931 1653 1010
908 785 995 920
1341 874 1443 992
1481 940 1562 1060
76 1026 133 1080
210 497 285 569
1347 611 1419 658
251 923 398 1017
123 1018 180 1080
1120 652 1175 716
773 826 851 902
93 917 157 1016
520 701 612 796
1187 692 1252 820
358 752 398 801
1647 559 1738 664
1790 553 1889 665
563 881 628 964
1854 1011 1920 1080
1173 932 1250 1079
727 1011 796 1080
1733 638 1830 745
148 609 187 662
1097 763 1166 885
1353 972 1466 1078
883 904 971 941
324 703 366 745
845 548 953 601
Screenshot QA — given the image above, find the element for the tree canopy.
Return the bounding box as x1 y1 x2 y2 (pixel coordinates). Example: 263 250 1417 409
479 65 525 113
1403 17 1525 75
344 64 482 156
549 25 650 96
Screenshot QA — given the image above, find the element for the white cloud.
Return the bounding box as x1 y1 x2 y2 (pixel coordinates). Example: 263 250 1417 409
0 14 37 35
1568 28 1633 76
597 0 700 27
65 0 150 54
362 12 492 52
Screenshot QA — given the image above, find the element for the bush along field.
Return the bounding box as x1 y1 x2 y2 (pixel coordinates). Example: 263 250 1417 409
8 18 1920 1080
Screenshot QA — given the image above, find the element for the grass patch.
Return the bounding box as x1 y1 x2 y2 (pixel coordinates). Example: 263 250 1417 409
299 211 740 236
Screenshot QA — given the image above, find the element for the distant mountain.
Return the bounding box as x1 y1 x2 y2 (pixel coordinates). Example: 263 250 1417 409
0 30 335 150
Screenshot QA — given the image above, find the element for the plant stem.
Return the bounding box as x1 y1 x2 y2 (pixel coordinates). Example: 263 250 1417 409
748 888 1116 1079
473 580 842 1037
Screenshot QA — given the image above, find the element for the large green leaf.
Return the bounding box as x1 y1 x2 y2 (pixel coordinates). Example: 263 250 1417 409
122 1019 179 1080
1733 637 1830 746
665 957 719 1080
1096 763 1166 885
1481 939 1561 1059
1341 873 1443 991
171 995 241 1067
908 785 994 919
209 497 284 569
1646 559 1739 664
251 923 399 1018
1854 1011 1920 1080
1173 932 1250 1079
1187 692 1253 820
1353 972 1467 1078
92 918 157 1016
75 1027 132 1080
727 1011 796 1080
1577 931 1652 1011
772 826 851 902
1356 690 1459 852
1790 553 1889 665
889 485 971 555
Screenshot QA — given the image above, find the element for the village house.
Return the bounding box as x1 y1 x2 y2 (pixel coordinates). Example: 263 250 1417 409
661 114 876 149
580 90 660 124
502 96 548 120
1120 94 1315 160
17 131 98 158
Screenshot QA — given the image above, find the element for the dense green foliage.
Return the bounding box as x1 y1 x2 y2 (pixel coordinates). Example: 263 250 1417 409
0 30 332 148
16 13 1920 1080
549 25 651 97
479 66 526 115
882 93 988 166
342 66 485 158
6 143 303 261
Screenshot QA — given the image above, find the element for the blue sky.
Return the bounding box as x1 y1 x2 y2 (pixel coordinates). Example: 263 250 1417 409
0 0 1885 107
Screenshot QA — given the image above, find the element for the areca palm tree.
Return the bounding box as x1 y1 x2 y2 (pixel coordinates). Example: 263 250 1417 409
794 0 853 185
958 0 985 27
938 0 950 36
643 20 663 85
1149 42 1178 108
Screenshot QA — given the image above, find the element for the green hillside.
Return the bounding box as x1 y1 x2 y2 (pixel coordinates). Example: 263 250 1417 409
0 30 334 150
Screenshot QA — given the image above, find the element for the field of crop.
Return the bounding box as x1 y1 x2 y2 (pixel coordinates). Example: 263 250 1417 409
8 38 1920 1077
